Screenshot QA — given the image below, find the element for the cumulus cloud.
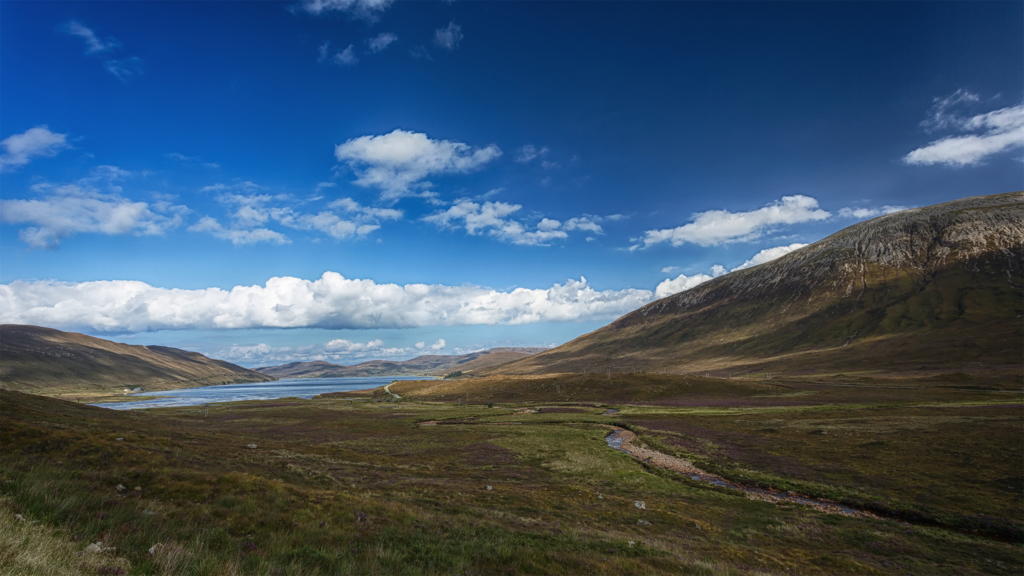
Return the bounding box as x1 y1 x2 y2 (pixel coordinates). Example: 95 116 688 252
60 21 119 54
189 188 395 244
730 243 807 271
409 45 432 61
837 205 907 219
515 144 548 163
104 57 144 81
0 272 655 333
636 195 830 248
189 216 289 245
334 130 501 201
296 0 394 21
60 21 143 81
654 272 718 299
920 89 981 132
654 244 809 299
0 126 69 172
1 174 187 249
334 45 358 66
166 152 219 169
434 21 463 50
424 201 604 246
215 335 449 366
904 91 1024 167
366 32 398 53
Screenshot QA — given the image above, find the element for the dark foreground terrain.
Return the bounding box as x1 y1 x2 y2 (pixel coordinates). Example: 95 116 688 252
1 372 1021 575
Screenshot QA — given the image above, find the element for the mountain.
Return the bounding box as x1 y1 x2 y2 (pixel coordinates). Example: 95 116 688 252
0 324 277 392
255 347 548 379
483 192 1024 377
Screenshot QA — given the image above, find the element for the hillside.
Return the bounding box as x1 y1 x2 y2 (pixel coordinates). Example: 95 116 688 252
255 347 547 379
0 324 276 393
483 192 1024 377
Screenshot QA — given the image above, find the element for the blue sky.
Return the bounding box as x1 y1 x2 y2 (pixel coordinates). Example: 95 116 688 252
1 1 1021 367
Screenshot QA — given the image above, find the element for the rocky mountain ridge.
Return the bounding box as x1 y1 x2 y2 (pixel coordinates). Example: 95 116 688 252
484 192 1024 377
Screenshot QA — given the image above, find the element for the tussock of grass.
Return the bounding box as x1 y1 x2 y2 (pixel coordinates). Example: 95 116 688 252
0 497 131 575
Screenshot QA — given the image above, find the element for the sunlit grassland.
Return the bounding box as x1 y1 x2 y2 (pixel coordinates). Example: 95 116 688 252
1 388 1021 575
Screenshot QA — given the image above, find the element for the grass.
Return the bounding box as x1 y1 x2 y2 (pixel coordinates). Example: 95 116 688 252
1 385 1021 575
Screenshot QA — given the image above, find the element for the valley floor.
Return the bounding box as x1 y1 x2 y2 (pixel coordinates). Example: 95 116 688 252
1 374 1021 575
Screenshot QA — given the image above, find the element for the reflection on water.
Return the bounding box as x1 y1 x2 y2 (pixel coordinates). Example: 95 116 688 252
91 376 427 410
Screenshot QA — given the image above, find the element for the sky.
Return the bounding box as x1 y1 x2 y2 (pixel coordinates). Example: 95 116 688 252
1 1 1021 368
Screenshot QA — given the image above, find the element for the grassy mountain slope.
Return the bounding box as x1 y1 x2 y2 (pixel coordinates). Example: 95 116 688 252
255 347 546 379
0 324 276 392
484 192 1024 377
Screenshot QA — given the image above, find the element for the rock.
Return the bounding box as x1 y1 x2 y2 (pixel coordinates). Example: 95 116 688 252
134 486 142 492
14 514 26 522
148 543 164 555
597 493 603 499
485 485 493 491
247 443 258 449
634 500 646 510
116 484 126 492
84 542 104 553
115 438 123 441
142 510 154 515
628 541 635 548
637 520 651 526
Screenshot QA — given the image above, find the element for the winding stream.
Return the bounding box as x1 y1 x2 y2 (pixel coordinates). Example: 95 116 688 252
604 426 875 518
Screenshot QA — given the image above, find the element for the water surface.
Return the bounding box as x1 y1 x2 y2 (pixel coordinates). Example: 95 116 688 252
91 376 426 410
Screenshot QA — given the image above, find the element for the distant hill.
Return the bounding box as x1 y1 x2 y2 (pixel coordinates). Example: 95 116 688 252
0 324 277 392
255 347 548 379
482 192 1024 377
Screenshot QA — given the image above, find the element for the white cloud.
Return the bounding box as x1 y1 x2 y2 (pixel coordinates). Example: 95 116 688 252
104 57 144 82
190 190 394 243
654 271 720 299
367 32 398 53
904 92 1024 167
637 195 830 248
334 45 358 66
166 153 219 169
541 160 560 170
1 176 187 249
317 41 331 63
296 0 394 21
564 216 603 234
215 335 448 366
837 205 907 219
60 21 119 54
0 126 69 172
334 129 501 201
515 144 548 163
730 243 807 271
425 203 608 246
188 216 290 246
434 21 463 51
325 338 384 352
409 45 432 60
328 197 403 220
920 89 981 132
0 273 655 333
654 244 809 299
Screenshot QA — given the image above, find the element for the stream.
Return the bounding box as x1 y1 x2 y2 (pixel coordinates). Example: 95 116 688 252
604 426 874 518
